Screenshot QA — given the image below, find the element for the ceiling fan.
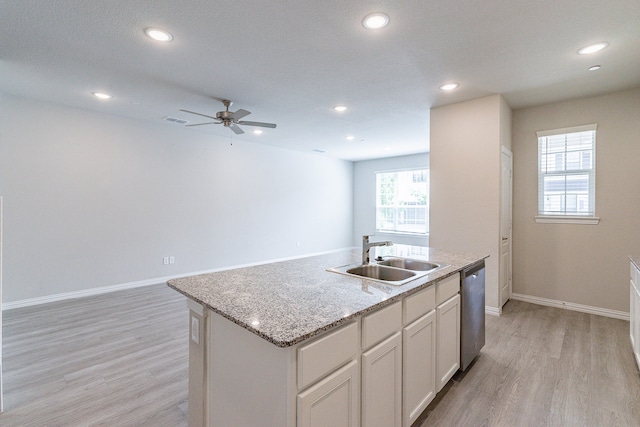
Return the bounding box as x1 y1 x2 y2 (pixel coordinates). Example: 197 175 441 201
180 99 277 135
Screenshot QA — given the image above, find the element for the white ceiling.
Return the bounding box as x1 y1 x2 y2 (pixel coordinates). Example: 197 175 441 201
1 1 639 161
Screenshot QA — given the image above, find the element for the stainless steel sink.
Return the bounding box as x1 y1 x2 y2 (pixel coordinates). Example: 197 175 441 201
346 264 416 281
376 257 440 272
328 256 449 286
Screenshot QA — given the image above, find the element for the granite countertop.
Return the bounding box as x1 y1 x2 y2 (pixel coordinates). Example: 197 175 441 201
630 256 640 271
167 245 488 348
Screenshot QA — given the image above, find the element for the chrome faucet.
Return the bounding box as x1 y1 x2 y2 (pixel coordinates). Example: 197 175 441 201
362 235 393 264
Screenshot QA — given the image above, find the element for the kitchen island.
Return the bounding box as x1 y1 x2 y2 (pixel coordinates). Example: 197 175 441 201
168 245 487 427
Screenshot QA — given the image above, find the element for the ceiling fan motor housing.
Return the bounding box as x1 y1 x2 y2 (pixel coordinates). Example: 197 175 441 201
216 111 234 120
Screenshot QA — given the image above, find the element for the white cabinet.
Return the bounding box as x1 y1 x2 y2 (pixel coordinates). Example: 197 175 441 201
193 272 466 427
402 310 436 427
436 293 460 391
631 261 640 370
362 332 402 427
297 322 360 427
298 360 360 427
298 322 358 390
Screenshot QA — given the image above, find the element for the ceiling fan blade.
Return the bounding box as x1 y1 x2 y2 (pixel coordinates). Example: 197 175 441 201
230 123 245 135
237 120 277 129
232 109 251 120
179 109 219 120
186 122 218 127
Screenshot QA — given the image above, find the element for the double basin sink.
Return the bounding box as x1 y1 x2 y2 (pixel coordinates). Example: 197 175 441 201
328 257 448 286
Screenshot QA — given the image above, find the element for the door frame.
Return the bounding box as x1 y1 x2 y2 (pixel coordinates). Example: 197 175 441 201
500 147 513 307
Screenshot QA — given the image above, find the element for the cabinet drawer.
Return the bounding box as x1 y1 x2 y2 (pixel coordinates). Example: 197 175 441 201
298 322 358 390
362 301 402 350
436 273 460 305
403 286 436 325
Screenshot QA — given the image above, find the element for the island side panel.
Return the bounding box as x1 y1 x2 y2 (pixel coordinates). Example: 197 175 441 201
207 311 296 427
187 300 208 427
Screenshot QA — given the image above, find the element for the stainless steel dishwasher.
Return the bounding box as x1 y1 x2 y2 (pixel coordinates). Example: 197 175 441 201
460 260 485 371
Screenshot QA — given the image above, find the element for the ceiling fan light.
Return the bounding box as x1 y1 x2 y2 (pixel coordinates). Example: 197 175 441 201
144 27 173 42
577 42 608 55
363 13 389 29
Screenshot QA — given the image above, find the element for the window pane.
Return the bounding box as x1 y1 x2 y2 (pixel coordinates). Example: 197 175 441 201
376 169 428 234
538 127 595 216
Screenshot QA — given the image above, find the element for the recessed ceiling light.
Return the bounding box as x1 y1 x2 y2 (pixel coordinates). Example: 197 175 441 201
363 12 390 30
588 65 601 71
439 82 459 91
346 135 355 141
577 42 608 55
144 27 173 42
334 105 348 112
92 92 112 100
253 129 263 135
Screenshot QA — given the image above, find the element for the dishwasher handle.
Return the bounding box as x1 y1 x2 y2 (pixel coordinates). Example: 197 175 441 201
462 260 485 279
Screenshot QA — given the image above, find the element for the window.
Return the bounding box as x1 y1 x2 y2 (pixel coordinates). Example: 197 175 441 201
536 124 599 224
376 168 429 234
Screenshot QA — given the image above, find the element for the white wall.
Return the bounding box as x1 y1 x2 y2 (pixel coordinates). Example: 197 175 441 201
429 95 510 310
0 95 354 303
512 87 640 313
353 153 430 247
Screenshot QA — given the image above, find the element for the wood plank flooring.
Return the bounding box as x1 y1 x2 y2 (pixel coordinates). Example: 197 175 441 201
1 286 639 426
0 285 189 426
416 300 640 427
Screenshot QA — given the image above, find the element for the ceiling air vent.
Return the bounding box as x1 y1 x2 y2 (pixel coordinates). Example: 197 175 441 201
164 116 189 125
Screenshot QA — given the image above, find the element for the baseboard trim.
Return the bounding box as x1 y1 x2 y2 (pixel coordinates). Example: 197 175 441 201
2 247 357 310
485 306 502 317
511 293 630 321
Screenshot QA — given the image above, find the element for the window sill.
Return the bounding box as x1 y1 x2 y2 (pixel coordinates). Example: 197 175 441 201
376 230 429 237
534 215 600 225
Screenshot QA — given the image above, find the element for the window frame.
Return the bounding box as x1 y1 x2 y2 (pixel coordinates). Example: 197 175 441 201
375 167 429 236
535 124 600 225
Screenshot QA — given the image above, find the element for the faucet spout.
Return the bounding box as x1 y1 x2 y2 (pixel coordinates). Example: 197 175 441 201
362 235 393 264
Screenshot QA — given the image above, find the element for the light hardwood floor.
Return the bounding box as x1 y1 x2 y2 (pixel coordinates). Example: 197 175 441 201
1 285 639 426
0 285 189 427
416 300 640 427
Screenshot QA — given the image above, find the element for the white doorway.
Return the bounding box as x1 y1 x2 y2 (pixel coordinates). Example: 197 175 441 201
1 196 4 412
500 148 513 307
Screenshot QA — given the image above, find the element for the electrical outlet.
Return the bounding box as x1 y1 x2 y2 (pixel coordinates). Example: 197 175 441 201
191 316 200 344
169 256 175 264
163 257 169 265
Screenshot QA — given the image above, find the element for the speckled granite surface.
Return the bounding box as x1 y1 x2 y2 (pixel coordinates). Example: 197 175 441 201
630 256 640 271
167 245 487 348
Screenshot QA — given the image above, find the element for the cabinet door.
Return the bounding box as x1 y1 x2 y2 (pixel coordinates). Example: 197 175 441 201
362 332 402 427
436 294 460 392
402 310 436 427
297 359 359 427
